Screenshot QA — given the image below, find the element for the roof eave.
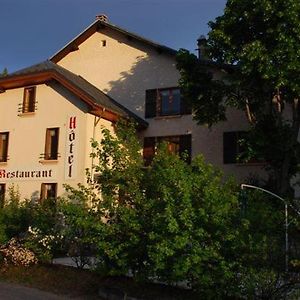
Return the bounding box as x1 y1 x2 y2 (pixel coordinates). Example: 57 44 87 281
0 70 148 128
0 71 119 123
50 19 177 63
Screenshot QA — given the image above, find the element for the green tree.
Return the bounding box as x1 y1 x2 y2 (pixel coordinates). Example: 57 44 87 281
90 122 297 298
177 0 300 197
89 122 274 297
0 68 8 77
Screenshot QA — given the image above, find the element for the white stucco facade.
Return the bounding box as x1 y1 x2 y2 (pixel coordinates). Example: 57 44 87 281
0 18 265 201
0 82 114 200
57 22 264 179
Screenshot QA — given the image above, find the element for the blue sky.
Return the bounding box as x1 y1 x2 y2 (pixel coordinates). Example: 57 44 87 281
0 0 227 73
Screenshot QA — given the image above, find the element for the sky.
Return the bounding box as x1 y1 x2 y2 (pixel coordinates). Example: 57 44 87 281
0 0 227 73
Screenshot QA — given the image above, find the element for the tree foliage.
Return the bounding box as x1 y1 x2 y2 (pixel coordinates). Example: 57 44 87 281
0 121 298 297
0 68 8 77
177 0 300 196
82 121 295 298
88 123 240 296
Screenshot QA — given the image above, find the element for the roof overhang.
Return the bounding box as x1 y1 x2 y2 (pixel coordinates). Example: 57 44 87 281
0 71 121 123
50 20 177 63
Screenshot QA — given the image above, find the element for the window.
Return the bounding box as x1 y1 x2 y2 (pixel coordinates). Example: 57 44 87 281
223 131 247 164
0 132 9 162
160 88 181 116
157 136 180 154
0 184 5 207
22 86 36 113
44 128 59 160
143 134 192 165
40 183 57 200
145 87 191 118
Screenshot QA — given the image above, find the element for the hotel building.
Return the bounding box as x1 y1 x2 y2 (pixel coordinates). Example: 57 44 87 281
0 15 264 203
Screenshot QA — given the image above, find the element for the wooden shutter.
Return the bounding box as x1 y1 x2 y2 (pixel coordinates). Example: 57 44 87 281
145 89 157 118
223 132 238 164
0 134 3 162
40 183 46 201
28 87 36 112
179 134 192 164
50 129 59 159
45 129 51 160
0 184 5 208
180 92 192 115
143 137 156 166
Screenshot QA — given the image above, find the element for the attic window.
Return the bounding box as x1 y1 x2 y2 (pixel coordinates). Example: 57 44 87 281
22 86 36 113
101 40 107 47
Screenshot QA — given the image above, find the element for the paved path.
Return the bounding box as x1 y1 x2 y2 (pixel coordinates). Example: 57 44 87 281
0 282 69 300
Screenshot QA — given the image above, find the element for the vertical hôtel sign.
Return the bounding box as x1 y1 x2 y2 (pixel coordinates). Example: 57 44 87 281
65 116 77 180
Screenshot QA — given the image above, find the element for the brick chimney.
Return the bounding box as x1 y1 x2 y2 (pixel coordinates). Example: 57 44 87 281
197 35 208 60
96 14 108 22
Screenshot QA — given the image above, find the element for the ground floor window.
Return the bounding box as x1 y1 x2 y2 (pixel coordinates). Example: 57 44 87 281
143 134 191 165
40 183 57 200
0 184 5 207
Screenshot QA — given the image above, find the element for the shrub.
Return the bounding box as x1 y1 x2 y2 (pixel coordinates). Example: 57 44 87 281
0 185 33 243
87 123 244 297
58 191 104 269
0 238 38 267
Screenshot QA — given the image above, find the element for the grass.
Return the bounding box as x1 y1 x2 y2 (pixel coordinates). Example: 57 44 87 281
0 263 199 299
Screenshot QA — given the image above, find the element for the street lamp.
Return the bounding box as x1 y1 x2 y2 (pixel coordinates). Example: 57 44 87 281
240 184 290 272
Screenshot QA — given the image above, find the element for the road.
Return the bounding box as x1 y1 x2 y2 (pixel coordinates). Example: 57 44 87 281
0 282 69 300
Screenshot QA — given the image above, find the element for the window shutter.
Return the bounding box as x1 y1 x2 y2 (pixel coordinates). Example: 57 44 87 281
145 89 157 118
223 132 237 164
179 134 192 163
40 183 46 201
0 184 5 208
180 93 192 115
143 137 156 166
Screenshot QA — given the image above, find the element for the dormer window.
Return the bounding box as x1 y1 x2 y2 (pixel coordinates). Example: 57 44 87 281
22 86 36 113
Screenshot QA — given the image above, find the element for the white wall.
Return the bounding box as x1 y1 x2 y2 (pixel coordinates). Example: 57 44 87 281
0 82 115 201
57 27 265 183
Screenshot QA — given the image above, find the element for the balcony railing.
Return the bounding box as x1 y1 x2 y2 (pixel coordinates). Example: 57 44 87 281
39 153 60 161
18 102 38 114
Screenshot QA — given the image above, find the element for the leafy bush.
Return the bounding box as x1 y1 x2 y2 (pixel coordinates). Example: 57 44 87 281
0 185 33 243
85 122 243 297
58 189 104 269
84 121 299 298
0 122 297 298
0 238 38 267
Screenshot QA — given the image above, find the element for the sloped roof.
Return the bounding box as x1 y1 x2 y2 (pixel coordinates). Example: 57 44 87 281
0 61 148 127
50 19 177 63
49 18 234 72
